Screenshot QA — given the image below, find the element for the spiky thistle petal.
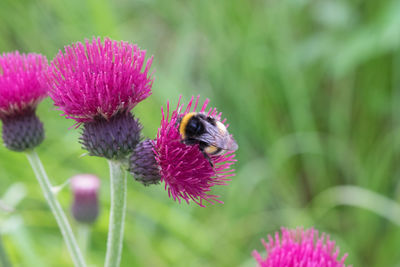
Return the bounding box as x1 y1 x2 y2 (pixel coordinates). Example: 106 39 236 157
45 37 153 124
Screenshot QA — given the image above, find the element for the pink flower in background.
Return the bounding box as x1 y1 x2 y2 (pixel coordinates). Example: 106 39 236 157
45 37 153 124
152 96 236 207
253 227 350 267
0 52 47 118
70 174 101 224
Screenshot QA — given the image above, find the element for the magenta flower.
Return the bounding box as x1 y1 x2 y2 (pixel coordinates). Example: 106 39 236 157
44 37 153 159
70 174 101 224
152 96 236 207
0 52 48 151
0 52 47 118
45 37 153 124
253 227 350 267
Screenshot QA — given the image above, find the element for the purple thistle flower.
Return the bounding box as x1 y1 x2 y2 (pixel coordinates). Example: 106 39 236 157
252 227 350 267
44 37 153 124
0 52 48 151
44 37 152 159
152 96 236 207
70 174 100 224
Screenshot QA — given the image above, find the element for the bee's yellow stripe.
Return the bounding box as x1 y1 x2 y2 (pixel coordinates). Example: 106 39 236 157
179 112 196 139
204 145 218 154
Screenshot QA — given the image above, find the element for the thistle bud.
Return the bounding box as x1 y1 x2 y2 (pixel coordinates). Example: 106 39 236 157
70 174 100 224
129 139 161 186
79 112 142 159
1 110 44 151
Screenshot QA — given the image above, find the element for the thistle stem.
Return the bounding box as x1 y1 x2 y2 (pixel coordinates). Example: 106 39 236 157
26 150 86 267
0 235 12 267
104 160 127 267
77 224 91 258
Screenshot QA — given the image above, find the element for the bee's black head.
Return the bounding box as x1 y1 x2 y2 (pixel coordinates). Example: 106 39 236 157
185 115 205 137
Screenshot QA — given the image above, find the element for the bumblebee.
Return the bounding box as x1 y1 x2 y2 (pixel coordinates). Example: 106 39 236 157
178 112 238 160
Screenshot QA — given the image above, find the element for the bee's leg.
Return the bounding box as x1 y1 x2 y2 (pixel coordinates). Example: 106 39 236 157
196 141 213 167
200 150 214 167
182 138 199 146
182 139 214 167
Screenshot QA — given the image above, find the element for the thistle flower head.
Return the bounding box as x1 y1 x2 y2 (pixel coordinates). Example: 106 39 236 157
153 96 236 207
252 227 350 267
0 52 47 151
0 52 47 118
70 174 100 224
45 37 153 124
43 37 151 159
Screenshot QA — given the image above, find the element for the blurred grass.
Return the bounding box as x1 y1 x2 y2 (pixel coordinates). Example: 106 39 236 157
0 0 400 266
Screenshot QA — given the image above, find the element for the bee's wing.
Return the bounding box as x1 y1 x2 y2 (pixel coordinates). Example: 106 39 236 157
197 122 238 151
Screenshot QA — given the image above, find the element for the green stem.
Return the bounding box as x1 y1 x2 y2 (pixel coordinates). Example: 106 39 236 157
104 160 127 267
0 235 12 267
26 150 86 267
77 224 91 258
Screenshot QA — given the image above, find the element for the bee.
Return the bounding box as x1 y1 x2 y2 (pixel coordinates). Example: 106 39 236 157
178 112 238 164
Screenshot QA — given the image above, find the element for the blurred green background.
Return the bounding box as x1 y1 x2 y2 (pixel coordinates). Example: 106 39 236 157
0 0 400 266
